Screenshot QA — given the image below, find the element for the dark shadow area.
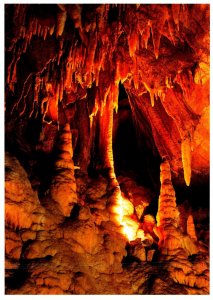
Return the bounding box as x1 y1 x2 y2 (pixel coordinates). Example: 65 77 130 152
113 82 161 193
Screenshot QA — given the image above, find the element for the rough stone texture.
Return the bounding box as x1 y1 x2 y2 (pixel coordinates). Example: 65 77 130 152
154 160 209 294
187 214 197 241
5 152 46 230
50 123 77 216
4 154 209 295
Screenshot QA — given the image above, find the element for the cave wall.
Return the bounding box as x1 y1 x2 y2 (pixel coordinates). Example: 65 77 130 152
5 4 210 295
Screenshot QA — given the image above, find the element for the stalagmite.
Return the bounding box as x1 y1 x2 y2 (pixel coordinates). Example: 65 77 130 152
154 159 206 291
50 123 77 216
181 136 191 186
187 215 197 241
156 159 179 229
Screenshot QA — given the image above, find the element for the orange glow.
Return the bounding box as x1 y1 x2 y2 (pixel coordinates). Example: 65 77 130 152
114 194 145 242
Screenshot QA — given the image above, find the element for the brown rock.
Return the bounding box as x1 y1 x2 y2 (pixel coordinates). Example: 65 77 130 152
78 206 91 221
63 220 102 254
24 240 58 259
5 153 45 230
86 176 108 200
147 249 155 261
187 215 197 241
130 243 146 261
21 230 37 242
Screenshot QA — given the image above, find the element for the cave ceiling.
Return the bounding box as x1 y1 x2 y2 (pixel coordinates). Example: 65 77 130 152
5 3 209 185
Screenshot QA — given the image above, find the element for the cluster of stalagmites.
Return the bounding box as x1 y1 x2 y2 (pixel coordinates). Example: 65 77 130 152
5 142 209 294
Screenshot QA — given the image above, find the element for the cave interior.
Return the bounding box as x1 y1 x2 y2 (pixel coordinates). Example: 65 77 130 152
5 3 210 295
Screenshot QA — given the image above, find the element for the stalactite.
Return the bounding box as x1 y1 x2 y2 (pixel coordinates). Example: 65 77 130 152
68 4 82 29
33 18 38 35
181 135 191 186
37 23 42 37
59 75 64 102
111 83 119 113
56 8 67 37
85 31 97 76
9 56 20 92
57 40 63 66
143 82 155 107
166 6 179 45
64 55 72 89
172 4 181 30
151 25 161 59
141 22 151 49
128 30 138 58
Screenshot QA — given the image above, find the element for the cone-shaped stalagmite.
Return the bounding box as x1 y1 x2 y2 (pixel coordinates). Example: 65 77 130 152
50 123 77 216
154 159 209 293
156 159 180 228
187 214 197 241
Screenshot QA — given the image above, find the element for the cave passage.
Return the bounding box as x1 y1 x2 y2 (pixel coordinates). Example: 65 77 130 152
114 83 161 190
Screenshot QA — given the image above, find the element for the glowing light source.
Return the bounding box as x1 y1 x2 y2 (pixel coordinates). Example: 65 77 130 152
114 194 145 242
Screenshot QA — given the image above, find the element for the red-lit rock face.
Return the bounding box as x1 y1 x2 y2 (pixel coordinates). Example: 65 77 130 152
5 4 209 295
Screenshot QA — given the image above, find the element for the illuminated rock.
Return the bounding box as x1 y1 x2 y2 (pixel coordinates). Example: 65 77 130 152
50 123 77 216
187 215 197 241
156 159 180 229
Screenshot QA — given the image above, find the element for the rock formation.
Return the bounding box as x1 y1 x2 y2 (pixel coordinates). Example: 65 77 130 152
5 3 209 295
187 214 197 241
50 123 77 216
154 160 209 294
